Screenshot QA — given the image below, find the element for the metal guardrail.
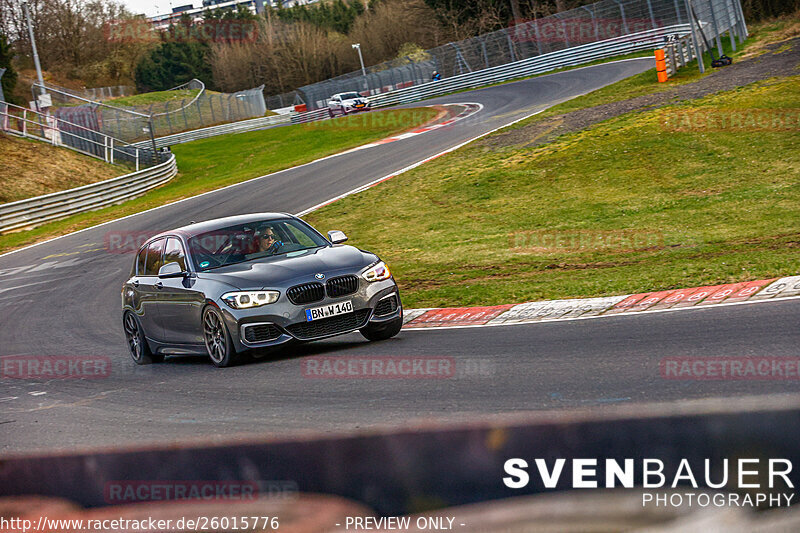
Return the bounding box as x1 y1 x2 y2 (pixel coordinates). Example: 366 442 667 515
131 113 292 149
663 34 696 77
1 102 161 170
129 26 691 149
0 154 178 233
368 25 691 109
290 108 330 124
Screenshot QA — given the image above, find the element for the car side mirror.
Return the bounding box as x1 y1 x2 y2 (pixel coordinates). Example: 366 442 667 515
158 262 187 279
327 230 348 244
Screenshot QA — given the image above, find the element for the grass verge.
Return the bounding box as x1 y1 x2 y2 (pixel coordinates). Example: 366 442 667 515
304 76 800 308
0 107 438 254
0 133 123 203
108 89 202 107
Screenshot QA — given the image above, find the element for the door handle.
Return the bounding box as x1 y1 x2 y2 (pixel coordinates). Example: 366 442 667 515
155 282 163 290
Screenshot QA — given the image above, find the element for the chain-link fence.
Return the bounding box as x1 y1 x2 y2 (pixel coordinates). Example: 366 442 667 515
1 101 168 169
265 90 305 112
37 79 267 143
39 82 136 102
296 0 744 110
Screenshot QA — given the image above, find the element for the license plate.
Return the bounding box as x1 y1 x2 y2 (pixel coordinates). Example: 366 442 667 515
305 300 353 322
354 103 365 108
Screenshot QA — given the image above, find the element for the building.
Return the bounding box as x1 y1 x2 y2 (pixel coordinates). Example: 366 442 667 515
149 0 320 29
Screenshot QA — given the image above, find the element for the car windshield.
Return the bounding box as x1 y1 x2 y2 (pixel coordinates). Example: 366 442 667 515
187 218 329 271
340 92 361 99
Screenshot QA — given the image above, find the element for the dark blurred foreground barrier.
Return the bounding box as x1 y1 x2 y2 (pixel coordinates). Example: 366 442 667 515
1 395 798 516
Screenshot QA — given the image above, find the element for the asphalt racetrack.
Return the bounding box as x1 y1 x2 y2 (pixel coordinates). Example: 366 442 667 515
2 58 799 453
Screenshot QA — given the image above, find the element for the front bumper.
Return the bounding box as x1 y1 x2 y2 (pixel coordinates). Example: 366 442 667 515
345 105 371 113
219 278 400 352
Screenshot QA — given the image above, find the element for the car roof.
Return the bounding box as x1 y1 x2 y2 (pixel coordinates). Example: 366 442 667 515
151 213 295 240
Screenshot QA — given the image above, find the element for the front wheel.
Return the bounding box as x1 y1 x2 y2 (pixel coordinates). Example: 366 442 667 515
202 306 238 367
123 311 163 365
360 315 403 342
328 109 334 118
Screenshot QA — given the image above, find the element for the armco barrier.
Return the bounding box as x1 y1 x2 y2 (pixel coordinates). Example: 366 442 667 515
368 25 691 108
132 114 291 149
130 26 690 149
0 396 797 516
0 154 178 233
131 108 332 148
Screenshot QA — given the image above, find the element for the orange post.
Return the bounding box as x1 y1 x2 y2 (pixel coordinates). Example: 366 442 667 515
655 49 668 83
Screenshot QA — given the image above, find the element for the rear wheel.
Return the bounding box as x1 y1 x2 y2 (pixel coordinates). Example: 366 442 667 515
203 306 238 367
123 311 163 365
360 315 403 342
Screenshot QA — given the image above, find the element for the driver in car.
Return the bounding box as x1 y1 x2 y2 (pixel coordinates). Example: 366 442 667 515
258 227 283 255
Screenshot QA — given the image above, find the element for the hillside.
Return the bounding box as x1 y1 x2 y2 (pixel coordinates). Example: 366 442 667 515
0 133 122 204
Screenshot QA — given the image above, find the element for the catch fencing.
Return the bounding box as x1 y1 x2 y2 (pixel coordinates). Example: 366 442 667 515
1 101 166 170
264 90 305 112
37 79 268 143
295 0 746 110
132 113 291 149
368 25 689 109
128 0 744 149
38 81 136 102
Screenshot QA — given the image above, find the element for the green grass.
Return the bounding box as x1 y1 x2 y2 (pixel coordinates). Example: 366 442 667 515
0 107 439 253
108 89 202 107
305 76 800 308
502 31 761 134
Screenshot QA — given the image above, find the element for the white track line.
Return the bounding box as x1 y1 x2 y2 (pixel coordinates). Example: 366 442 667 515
1 57 653 260
0 104 480 260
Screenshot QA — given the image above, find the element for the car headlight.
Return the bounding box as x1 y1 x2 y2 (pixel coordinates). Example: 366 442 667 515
221 291 279 309
362 261 391 282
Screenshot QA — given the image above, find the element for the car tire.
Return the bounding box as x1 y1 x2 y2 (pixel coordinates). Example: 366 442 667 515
123 311 164 365
202 306 239 367
360 314 403 342
328 109 334 118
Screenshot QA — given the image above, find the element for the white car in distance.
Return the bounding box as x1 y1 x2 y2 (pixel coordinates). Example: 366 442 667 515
328 92 372 117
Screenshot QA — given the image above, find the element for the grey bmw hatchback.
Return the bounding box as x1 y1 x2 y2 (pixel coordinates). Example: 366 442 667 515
122 213 402 367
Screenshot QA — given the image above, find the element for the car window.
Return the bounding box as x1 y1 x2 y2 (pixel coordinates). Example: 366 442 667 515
164 237 187 271
287 224 318 247
188 218 329 271
144 239 165 276
136 247 147 276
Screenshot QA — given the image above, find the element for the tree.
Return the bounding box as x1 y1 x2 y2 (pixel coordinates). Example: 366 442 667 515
0 32 19 103
134 40 213 92
272 0 365 34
